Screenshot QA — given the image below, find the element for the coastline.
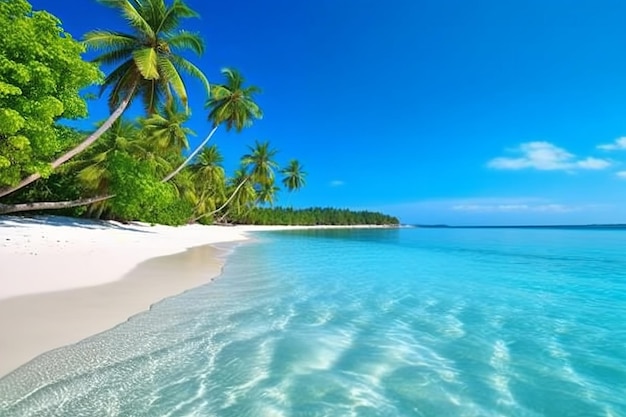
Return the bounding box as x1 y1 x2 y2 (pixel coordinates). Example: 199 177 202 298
0 216 252 377
0 216 389 377
0 244 231 377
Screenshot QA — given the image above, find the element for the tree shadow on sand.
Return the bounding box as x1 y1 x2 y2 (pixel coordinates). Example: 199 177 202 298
0 215 156 234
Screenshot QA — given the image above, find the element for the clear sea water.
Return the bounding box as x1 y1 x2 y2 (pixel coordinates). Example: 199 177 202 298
1 227 625 417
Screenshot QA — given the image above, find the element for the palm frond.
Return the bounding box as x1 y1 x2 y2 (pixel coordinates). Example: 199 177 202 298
137 78 165 115
158 0 199 33
140 0 165 30
102 59 138 111
221 67 243 90
99 0 155 39
83 30 137 51
132 47 160 80
208 85 231 101
170 55 210 97
158 56 188 110
90 47 135 66
166 30 204 55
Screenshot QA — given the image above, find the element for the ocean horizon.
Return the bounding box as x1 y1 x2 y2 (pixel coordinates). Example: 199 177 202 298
1 227 624 416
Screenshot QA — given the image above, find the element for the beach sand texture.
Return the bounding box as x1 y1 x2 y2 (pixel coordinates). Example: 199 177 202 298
0 216 253 377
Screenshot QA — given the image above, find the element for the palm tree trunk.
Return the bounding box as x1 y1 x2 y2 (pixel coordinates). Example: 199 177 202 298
192 176 249 222
162 124 219 183
0 194 114 215
0 85 137 199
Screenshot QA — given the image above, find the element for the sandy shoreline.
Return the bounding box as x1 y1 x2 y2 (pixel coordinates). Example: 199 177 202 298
0 215 388 377
0 245 229 377
0 216 286 377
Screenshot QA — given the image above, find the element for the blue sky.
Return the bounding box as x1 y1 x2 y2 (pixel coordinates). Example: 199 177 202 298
29 0 626 225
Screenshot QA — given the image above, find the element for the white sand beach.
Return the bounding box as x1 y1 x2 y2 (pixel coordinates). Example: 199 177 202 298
0 216 293 377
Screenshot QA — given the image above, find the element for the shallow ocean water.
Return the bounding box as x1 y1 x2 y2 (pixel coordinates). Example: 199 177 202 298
1 227 625 416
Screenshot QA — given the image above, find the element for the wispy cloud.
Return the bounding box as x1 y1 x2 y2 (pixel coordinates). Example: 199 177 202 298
488 141 610 171
386 197 591 213
452 203 575 213
598 137 626 151
378 197 616 225
329 180 345 187
616 171 626 179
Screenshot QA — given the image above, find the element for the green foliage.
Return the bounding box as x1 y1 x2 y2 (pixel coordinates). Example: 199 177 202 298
140 103 193 153
242 140 278 185
232 207 400 226
281 159 306 192
2 126 86 215
0 0 102 188
207 68 262 131
107 152 193 225
162 67 263 183
67 116 194 224
0 3 309 226
188 145 226 217
85 0 209 114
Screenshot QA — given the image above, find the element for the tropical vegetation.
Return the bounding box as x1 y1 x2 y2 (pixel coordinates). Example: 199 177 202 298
0 0 398 226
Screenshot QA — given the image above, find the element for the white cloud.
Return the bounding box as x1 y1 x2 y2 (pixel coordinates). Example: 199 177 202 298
598 137 626 151
488 141 611 171
576 157 611 169
329 180 345 187
616 171 626 179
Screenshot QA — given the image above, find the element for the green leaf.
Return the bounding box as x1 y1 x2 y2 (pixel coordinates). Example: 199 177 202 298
132 47 159 80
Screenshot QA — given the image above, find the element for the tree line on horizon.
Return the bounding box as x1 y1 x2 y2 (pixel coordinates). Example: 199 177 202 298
233 207 400 226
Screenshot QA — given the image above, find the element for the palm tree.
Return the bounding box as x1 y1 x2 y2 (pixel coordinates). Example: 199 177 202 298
242 140 279 185
85 0 209 115
193 146 226 187
0 0 209 199
280 159 306 207
214 167 257 223
281 159 307 192
140 103 194 154
189 145 226 219
163 68 262 182
193 141 278 222
256 182 280 206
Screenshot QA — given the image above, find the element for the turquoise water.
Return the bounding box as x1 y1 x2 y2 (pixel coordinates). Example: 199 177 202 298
1 227 625 416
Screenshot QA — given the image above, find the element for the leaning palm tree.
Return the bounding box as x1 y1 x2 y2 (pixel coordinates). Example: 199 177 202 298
0 0 209 199
163 68 262 182
214 167 257 223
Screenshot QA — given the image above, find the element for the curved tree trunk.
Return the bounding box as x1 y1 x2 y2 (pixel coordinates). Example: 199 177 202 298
192 176 249 223
0 194 114 215
162 124 219 183
0 85 136 199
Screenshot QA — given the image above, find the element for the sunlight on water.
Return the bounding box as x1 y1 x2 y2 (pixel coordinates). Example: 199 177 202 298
1 228 625 416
